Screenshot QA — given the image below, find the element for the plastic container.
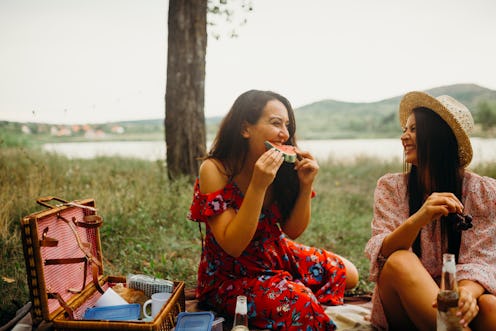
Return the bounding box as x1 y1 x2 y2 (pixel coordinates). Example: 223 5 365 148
83 304 141 321
175 312 214 331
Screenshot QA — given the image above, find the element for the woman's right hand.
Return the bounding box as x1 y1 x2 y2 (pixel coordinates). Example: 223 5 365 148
381 192 464 258
251 148 284 188
415 192 464 226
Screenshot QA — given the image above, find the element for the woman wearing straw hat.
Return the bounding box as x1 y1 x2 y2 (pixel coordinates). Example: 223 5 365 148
365 91 496 330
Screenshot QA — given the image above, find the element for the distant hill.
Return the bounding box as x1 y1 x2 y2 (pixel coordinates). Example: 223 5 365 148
2 84 495 142
294 84 496 139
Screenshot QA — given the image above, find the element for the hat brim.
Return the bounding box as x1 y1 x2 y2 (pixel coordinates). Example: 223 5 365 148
399 91 472 167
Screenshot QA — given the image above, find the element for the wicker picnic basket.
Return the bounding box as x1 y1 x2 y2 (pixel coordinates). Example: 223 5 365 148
20 196 185 331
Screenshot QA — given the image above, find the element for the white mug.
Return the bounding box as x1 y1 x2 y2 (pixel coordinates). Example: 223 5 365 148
95 287 128 307
143 292 172 319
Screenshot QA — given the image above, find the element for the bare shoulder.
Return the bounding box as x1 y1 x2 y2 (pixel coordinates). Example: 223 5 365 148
199 158 228 194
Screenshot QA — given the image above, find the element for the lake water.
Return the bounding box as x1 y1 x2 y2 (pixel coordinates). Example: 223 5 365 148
43 138 496 165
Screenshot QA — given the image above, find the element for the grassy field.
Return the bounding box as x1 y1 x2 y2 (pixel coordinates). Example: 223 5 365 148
1 144 495 325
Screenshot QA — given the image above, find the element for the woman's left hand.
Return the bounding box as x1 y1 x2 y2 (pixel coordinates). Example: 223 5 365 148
457 287 479 328
294 149 319 186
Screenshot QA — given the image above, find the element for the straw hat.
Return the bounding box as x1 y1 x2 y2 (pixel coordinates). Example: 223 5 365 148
399 91 474 167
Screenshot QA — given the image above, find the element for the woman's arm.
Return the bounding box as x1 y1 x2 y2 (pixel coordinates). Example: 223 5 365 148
381 192 463 258
203 149 284 257
454 174 496 325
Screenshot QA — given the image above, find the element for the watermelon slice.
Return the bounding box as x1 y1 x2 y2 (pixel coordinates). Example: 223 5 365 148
264 141 297 163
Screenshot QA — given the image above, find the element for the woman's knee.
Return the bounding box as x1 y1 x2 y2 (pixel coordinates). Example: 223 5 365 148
380 250 421 283
478 293 496 315
471 294 496 330
340 256 359 289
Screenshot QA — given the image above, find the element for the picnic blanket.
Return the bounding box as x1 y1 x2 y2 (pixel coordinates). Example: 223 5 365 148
325 303 373 330
185 289 374 330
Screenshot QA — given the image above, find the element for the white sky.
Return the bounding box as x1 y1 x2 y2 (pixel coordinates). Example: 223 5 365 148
1 0 495 124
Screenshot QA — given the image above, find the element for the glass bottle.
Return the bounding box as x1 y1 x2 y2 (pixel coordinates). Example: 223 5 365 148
232 295 249 331
436 253 462 331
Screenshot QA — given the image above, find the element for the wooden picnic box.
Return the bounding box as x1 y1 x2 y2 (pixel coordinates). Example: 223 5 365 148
20 196 185 331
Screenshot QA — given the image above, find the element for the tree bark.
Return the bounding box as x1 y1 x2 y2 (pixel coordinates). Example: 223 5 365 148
165 0 207 180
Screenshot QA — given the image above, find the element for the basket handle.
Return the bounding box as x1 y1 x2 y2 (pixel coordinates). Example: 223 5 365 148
36 197 98 213
36 196 68 209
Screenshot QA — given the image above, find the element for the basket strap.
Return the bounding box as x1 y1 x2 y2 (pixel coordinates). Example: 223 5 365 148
44 257 88 293
74 215 103 229
57 214 102 267
91 262 105 294
44 257 104 295
57 214 105 294
39 227 59 247
47 292 75 320
45 257 87 265
39 238 58 247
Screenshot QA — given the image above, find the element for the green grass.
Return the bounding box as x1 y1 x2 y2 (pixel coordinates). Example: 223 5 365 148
1 145 495 325
0 146 198 324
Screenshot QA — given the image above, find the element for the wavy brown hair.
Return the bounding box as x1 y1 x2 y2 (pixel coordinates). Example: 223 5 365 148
207 90 299 220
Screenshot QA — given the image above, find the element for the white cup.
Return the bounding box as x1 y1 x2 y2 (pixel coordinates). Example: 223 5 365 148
143 292 172 319
95 287 128 307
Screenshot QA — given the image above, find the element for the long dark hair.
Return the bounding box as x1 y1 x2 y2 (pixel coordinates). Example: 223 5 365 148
408 108 463 259
208 90 299 220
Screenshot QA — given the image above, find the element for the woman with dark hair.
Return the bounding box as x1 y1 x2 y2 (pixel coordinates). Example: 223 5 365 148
365 91 496 330
188 89 358 330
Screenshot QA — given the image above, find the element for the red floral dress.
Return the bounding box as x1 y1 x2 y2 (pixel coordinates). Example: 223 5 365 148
188 179 347 330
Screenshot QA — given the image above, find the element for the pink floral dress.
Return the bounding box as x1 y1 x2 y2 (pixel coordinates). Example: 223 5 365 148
365 171 496 330
188 179 347 330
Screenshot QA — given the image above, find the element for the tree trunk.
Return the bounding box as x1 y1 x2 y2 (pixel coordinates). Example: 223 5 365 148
165 0 207 180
